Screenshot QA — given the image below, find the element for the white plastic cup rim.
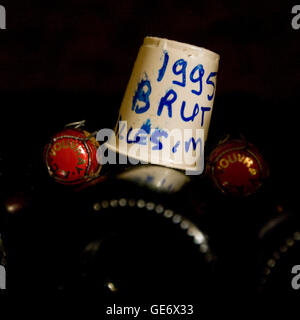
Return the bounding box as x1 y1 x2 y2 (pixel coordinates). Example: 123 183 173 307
143 36 220 62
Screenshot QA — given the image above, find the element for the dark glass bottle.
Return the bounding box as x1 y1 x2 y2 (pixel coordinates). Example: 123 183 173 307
58 164 217 300
1 149 217 299
257 205 300 294
202 132 275 296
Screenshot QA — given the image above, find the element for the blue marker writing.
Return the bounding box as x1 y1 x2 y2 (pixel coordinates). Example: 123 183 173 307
185 137 202 152
206 72 217 101
190 64 205 96
127 127 140 144
172 141 180 153
172 59 187 87
141 119 151 134
150 129 168 150
132 78 151 114
180 101 200 122
157 51 169 82
157 89 177 118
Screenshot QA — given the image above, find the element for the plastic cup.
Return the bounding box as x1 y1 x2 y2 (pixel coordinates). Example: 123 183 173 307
105 36 220 173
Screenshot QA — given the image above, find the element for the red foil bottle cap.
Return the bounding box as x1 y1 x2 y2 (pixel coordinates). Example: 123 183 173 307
44 128 101 185
207 139 269 196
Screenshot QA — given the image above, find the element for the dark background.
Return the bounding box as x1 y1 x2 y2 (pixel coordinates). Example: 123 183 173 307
0 0 299 203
